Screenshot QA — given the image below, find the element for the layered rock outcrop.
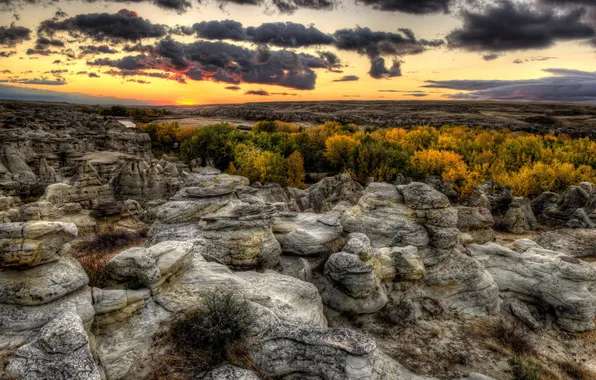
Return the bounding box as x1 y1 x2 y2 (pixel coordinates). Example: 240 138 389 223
146 174 281 269
315 182 500 319
0 222 94 334
532 182 596 227
467 241 596 331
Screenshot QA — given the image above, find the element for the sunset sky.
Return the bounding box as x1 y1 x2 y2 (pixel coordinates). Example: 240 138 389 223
1 0 596 105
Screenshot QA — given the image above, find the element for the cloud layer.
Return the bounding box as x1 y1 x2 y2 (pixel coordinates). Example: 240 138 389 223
425 69 596 102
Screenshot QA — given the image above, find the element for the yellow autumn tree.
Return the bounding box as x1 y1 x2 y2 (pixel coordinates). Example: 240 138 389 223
410 149 468 183
324 135 360 170
287 151 306 188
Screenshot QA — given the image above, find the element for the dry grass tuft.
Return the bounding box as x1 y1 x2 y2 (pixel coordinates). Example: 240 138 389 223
556 359 596 380
491 318 535 356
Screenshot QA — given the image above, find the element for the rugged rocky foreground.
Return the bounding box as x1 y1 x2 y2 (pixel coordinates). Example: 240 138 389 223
1 101 596 379
2 168 596 379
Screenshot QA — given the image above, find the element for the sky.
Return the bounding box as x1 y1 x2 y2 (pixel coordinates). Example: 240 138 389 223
1 0 596 105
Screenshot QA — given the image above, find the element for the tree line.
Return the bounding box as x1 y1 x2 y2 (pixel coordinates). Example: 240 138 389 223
138 119 596 196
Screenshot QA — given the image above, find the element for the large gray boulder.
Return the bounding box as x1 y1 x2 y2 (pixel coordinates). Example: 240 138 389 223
342 182 424 248
456 206 495 244
0 221 78 268
5 311 101 380
289 173 364 212
273 212 343 256
335 182 499 318
467 242 596 331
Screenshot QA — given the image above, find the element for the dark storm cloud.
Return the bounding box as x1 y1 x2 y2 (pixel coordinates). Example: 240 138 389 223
152 37 324 89
333 26 441 78
317 51 342 71
356 0 450 14
127 78 151 84
38 9 168 42
35 37 64 50
425 68 596 102
153 0 191 12
103 69 173 79
189 20 245 41
447 1 595 52
87 54 170 71
26 48 57 55
269 0 336 14
369 57 402 78
333 75 359 82
79 45 118 55
181 20 333 48
0 24 31 47
123 43 155 53
213 0 336 14
245 89 269 95
172 22 440 80
245 22 333 47
0 50 16 57
44 69 68 74
423 79 536 90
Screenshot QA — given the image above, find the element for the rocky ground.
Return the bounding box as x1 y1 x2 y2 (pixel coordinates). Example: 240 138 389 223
1 101 596 380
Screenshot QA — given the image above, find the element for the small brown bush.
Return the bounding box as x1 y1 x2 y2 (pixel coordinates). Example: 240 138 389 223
73 228 147 288
74 228 147 255
492 319 535 355
77 252 118 288
170 287 255 366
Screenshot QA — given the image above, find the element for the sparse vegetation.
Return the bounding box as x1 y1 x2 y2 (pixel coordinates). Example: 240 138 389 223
72 229 147 288
556 358 596 380
491 319 535 356
149 288 256 379
509 355 548 380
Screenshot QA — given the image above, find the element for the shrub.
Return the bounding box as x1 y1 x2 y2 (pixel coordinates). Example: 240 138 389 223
170 287 255 365
73 229 147 255
179 123 238 168
491 319 535 356
76 252 118 288
509 355 546 380
72 229 147 288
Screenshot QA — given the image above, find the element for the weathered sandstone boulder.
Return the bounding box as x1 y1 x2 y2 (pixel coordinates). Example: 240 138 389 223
329 182 499 318
5 311 101 380
288 173 363 212
456 206 495 243
467 242 596 331
273 211 343 256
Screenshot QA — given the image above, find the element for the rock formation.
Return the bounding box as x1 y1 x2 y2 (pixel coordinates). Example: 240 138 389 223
467 241 596 331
